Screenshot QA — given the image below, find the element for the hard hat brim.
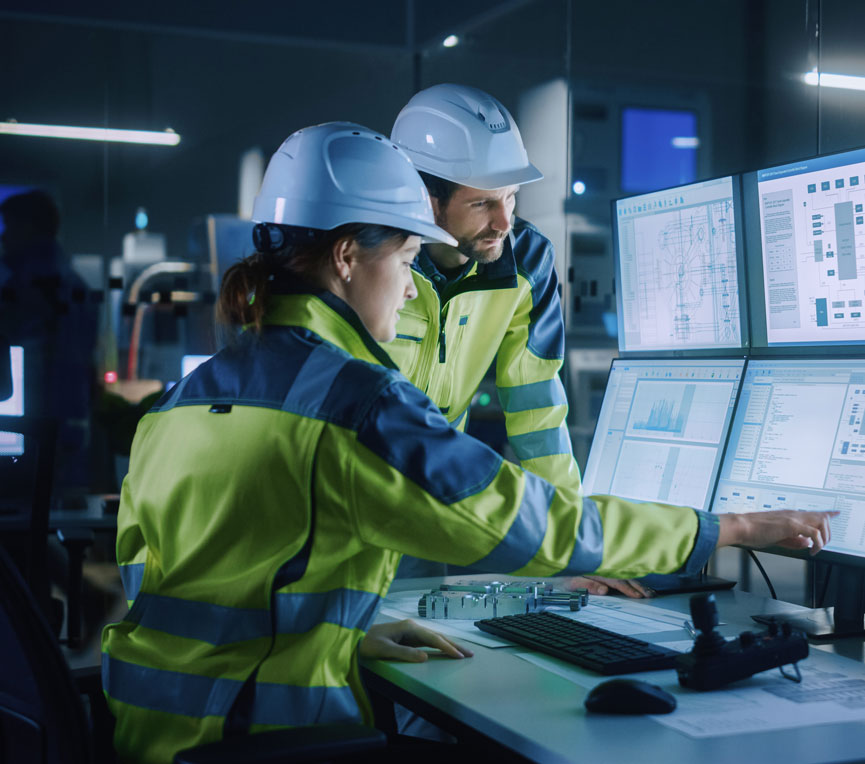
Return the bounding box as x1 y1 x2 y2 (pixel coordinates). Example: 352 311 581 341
451 162 544 191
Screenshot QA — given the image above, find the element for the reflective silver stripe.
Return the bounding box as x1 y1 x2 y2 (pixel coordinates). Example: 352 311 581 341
471 472 554 572
251 682 361 727
498 378 567 413
127 593 271 645
561 496 604 573
509 425 572 461
102 654 361 726
282 343 349 415
103 653 241 718
124 589 382 646
119 563 145 601
274 590 381 635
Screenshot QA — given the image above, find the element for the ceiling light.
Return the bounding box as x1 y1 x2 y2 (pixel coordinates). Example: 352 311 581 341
803 70 865 91
443 35 459 48
0 121 181 145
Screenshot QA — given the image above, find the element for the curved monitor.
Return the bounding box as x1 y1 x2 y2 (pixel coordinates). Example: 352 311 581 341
613 176 747 355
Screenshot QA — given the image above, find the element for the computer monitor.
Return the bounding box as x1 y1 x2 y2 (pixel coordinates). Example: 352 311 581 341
0 346 24 456
712 358 865 637
583 358 745 512
613 175 748 354
181 354 212 378
747 147 865 350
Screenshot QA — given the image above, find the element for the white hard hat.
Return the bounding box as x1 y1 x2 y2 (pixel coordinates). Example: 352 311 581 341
252 122 456 246
391 83 543 190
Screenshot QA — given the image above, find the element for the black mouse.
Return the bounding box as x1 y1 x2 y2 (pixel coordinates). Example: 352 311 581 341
584 678 677 715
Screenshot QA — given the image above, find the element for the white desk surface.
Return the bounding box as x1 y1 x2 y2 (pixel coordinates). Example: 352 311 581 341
362 576 865 764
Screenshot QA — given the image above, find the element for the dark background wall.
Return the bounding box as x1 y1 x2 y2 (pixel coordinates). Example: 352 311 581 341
1 0 862 283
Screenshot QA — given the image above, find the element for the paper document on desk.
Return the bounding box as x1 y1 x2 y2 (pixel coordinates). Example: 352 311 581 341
655 665 865 738
552 599 693 635
516 650 865 739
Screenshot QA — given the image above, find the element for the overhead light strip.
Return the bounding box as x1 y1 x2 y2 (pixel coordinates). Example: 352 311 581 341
803 70 865 92
0 122 181 145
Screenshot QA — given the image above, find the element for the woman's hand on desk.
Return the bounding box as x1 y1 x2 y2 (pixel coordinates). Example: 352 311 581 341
359 620 474 662
718 510 839 555
560 576 653 598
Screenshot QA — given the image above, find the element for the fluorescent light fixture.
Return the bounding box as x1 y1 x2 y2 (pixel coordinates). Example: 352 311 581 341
0 121 181 146
443 34 459 48
803 69 865 91
671 136 700 149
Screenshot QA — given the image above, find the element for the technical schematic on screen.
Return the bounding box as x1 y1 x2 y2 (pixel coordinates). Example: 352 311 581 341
616 176 743 352
758 149 865 345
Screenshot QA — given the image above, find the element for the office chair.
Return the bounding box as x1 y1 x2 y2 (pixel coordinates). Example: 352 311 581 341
0 414 57 619
0 542 96 764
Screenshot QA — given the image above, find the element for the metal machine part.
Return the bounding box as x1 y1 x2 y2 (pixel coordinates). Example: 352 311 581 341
417 581 588 620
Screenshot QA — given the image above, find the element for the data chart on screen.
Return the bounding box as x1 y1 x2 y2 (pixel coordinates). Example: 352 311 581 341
583 359 745 511
0 346 24 456
713 359 865 559
615 176 744 352
757 148 865 346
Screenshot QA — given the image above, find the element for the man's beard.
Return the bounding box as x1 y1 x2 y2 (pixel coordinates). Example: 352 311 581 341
455 230 506 264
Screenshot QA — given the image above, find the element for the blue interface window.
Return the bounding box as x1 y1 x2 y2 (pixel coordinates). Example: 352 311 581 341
621 107 698 193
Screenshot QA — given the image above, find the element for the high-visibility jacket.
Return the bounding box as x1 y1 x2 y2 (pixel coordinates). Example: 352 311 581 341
386 217 580 495
102 288 718 764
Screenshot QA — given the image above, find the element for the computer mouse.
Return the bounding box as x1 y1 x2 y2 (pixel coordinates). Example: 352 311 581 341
584 678 677 715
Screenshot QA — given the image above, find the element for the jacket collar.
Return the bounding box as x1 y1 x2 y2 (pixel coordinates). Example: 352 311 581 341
263 284 398 369
414 227 518 295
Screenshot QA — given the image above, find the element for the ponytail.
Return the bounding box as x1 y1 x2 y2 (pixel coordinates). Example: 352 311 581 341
216 252 283 334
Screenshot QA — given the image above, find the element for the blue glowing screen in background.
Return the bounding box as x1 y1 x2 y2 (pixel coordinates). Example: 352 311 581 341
621 107 698 193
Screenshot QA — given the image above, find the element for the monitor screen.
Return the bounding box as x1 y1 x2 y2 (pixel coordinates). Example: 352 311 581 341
713 359 865 561
614 176 746 353
755 147 865 347
0 346 24 456
582 358 745 511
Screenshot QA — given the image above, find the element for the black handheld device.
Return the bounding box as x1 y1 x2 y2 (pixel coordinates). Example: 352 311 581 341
676 593 809 691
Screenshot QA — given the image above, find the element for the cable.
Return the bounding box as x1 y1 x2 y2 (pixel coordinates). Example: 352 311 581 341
748 550 777 600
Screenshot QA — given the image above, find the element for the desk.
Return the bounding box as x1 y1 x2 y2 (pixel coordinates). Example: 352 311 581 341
362 577 865 764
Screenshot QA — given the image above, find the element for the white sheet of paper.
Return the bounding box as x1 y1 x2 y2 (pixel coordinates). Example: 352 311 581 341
514 650 865 739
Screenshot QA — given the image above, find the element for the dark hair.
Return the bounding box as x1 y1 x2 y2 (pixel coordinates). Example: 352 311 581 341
217 223 409 333
0 190 60 237
418 171 459 206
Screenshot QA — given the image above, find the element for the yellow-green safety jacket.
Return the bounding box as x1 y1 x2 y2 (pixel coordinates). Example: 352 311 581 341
102 287 718 764
386 217 580 494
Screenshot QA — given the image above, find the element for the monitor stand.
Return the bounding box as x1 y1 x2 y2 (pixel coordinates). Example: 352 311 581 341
638 571 737 595
751 567 865 641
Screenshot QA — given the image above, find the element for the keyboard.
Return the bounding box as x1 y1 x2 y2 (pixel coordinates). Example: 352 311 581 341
475 610 679 675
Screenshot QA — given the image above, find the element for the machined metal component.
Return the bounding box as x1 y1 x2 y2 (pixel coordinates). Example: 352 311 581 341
417 581 588 620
